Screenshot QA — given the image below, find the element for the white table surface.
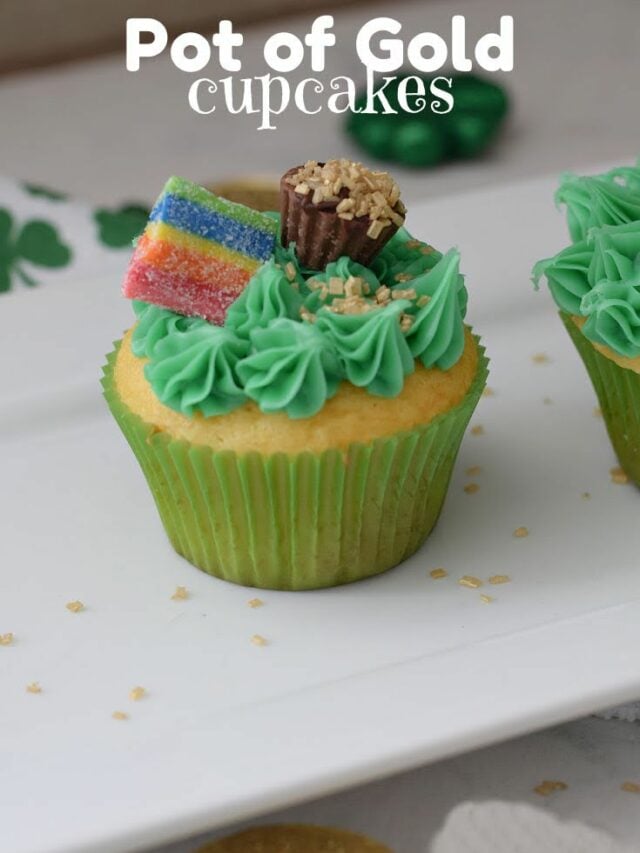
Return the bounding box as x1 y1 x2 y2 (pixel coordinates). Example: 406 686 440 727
2 0 640 851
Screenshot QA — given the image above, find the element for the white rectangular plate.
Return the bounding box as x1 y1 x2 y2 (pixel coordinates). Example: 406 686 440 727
2 167 640 853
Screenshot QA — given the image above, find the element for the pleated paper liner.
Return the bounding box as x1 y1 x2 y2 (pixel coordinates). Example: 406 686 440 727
102 337 489 590
562 312 640 485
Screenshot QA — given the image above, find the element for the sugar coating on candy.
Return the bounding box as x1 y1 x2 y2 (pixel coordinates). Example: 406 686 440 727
122 177 278 324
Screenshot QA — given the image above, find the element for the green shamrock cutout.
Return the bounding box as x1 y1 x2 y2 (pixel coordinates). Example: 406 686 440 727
94 204 150 249
0 208 72 291
23 183 68 202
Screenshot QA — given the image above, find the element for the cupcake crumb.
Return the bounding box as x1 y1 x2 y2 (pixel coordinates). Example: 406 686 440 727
26 682 42 694
112 711 129 721
480 594 494 604
248 598 264 608
582 492 591 500
471 425 485 436
593 406 603 418
610 467 629 485
65 600 85 613
532 353 551 364
171 586 189 601
464 483 480 494
513 526 529 538
459 575 483 589
534 780 567 796
129 686 146 702
0 633 14 646
621 781 640 794
466 465 482 477
251 634 268 647
430 568 448 580
543 397 553 405
488 574 510 585
482 387 495 398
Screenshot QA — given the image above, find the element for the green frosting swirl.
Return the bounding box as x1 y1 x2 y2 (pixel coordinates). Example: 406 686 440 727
316 299 414 396
372 227 443 285
405 249 468 369
303 256 381 312
556 167 640 243
535 220 640 358
144 322 249 416
237 318 343 418
225 258 303 339
132 300 197 358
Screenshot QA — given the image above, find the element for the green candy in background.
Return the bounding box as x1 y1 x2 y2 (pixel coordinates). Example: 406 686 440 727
346 74 509 168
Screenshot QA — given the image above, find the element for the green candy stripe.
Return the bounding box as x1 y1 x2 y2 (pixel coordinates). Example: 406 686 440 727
102 337 488 590
562 312 640 486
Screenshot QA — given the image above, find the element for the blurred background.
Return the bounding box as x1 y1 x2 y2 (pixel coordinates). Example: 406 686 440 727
2 0 639 208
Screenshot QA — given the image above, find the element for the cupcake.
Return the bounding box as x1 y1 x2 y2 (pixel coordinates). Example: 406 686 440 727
534 161 640 484
197 824 392 852
104 159 488 590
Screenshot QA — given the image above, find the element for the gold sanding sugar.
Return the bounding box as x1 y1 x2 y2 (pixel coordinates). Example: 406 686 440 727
430 568 448 580
534 780 567 796
112 711 129 721
0 633 14 646
459 575 483 589
621 781 640 793
471 425 485 436
466 465 482 477
66 600 84 613
26 682 41 694
610 467 629 485
251 634 268 647
489 574 510 585
464 483 480 494
532 353 551 364
513 526 529 538
171 586 189 601
129 686 146 702
480 594 494 604
248 598 264 608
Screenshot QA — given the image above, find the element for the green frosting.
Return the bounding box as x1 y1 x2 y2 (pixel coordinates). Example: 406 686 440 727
129 223 469 420
225 258 303 339
405 249 467 369
316 300 414 397
556 166 640 243
535 220 640 358
237 318 343 418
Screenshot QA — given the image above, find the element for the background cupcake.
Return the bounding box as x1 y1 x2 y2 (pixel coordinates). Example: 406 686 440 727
535 161 640 485
104 159 488 590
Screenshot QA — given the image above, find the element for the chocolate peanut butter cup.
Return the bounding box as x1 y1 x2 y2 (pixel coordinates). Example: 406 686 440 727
280 159 406 270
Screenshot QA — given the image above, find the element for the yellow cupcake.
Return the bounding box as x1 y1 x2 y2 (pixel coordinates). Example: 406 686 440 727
196 824 392 852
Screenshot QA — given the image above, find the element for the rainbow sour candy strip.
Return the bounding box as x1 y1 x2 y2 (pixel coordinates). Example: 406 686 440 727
122 177 278 324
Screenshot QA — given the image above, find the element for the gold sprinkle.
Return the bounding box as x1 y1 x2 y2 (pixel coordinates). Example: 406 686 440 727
543 397 553 405
489 574 511 585
621 781 640 794
480 594 494 604
430 568 448 580
251 634 268 647
582 492 591 500
513 526 529 538
129 686 146 702
0 632 14 646
471 425 485 436
464 483 480 494
66 600 84 613
593 406 603 418
416 294 431 308
534 780 568 796
421 245 435 255
248 598 264 608
459 575 483 589
26 682 42 694
610 466 629 485
284 262 296 282
171 586 189 601
466 465 482 477
482 387 495 398
112 711 129 721
532 353 551 364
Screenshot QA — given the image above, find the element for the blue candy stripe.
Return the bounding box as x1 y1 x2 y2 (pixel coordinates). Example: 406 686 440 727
149 194 275 261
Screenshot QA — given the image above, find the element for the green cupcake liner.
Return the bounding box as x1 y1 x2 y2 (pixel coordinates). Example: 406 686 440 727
102 336 489 590
562 312 640 485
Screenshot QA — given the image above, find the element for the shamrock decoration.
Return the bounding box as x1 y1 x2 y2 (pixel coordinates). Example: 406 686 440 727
0 208 72 292
345 74 509 168
23 183 68 201
94 204 150 249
